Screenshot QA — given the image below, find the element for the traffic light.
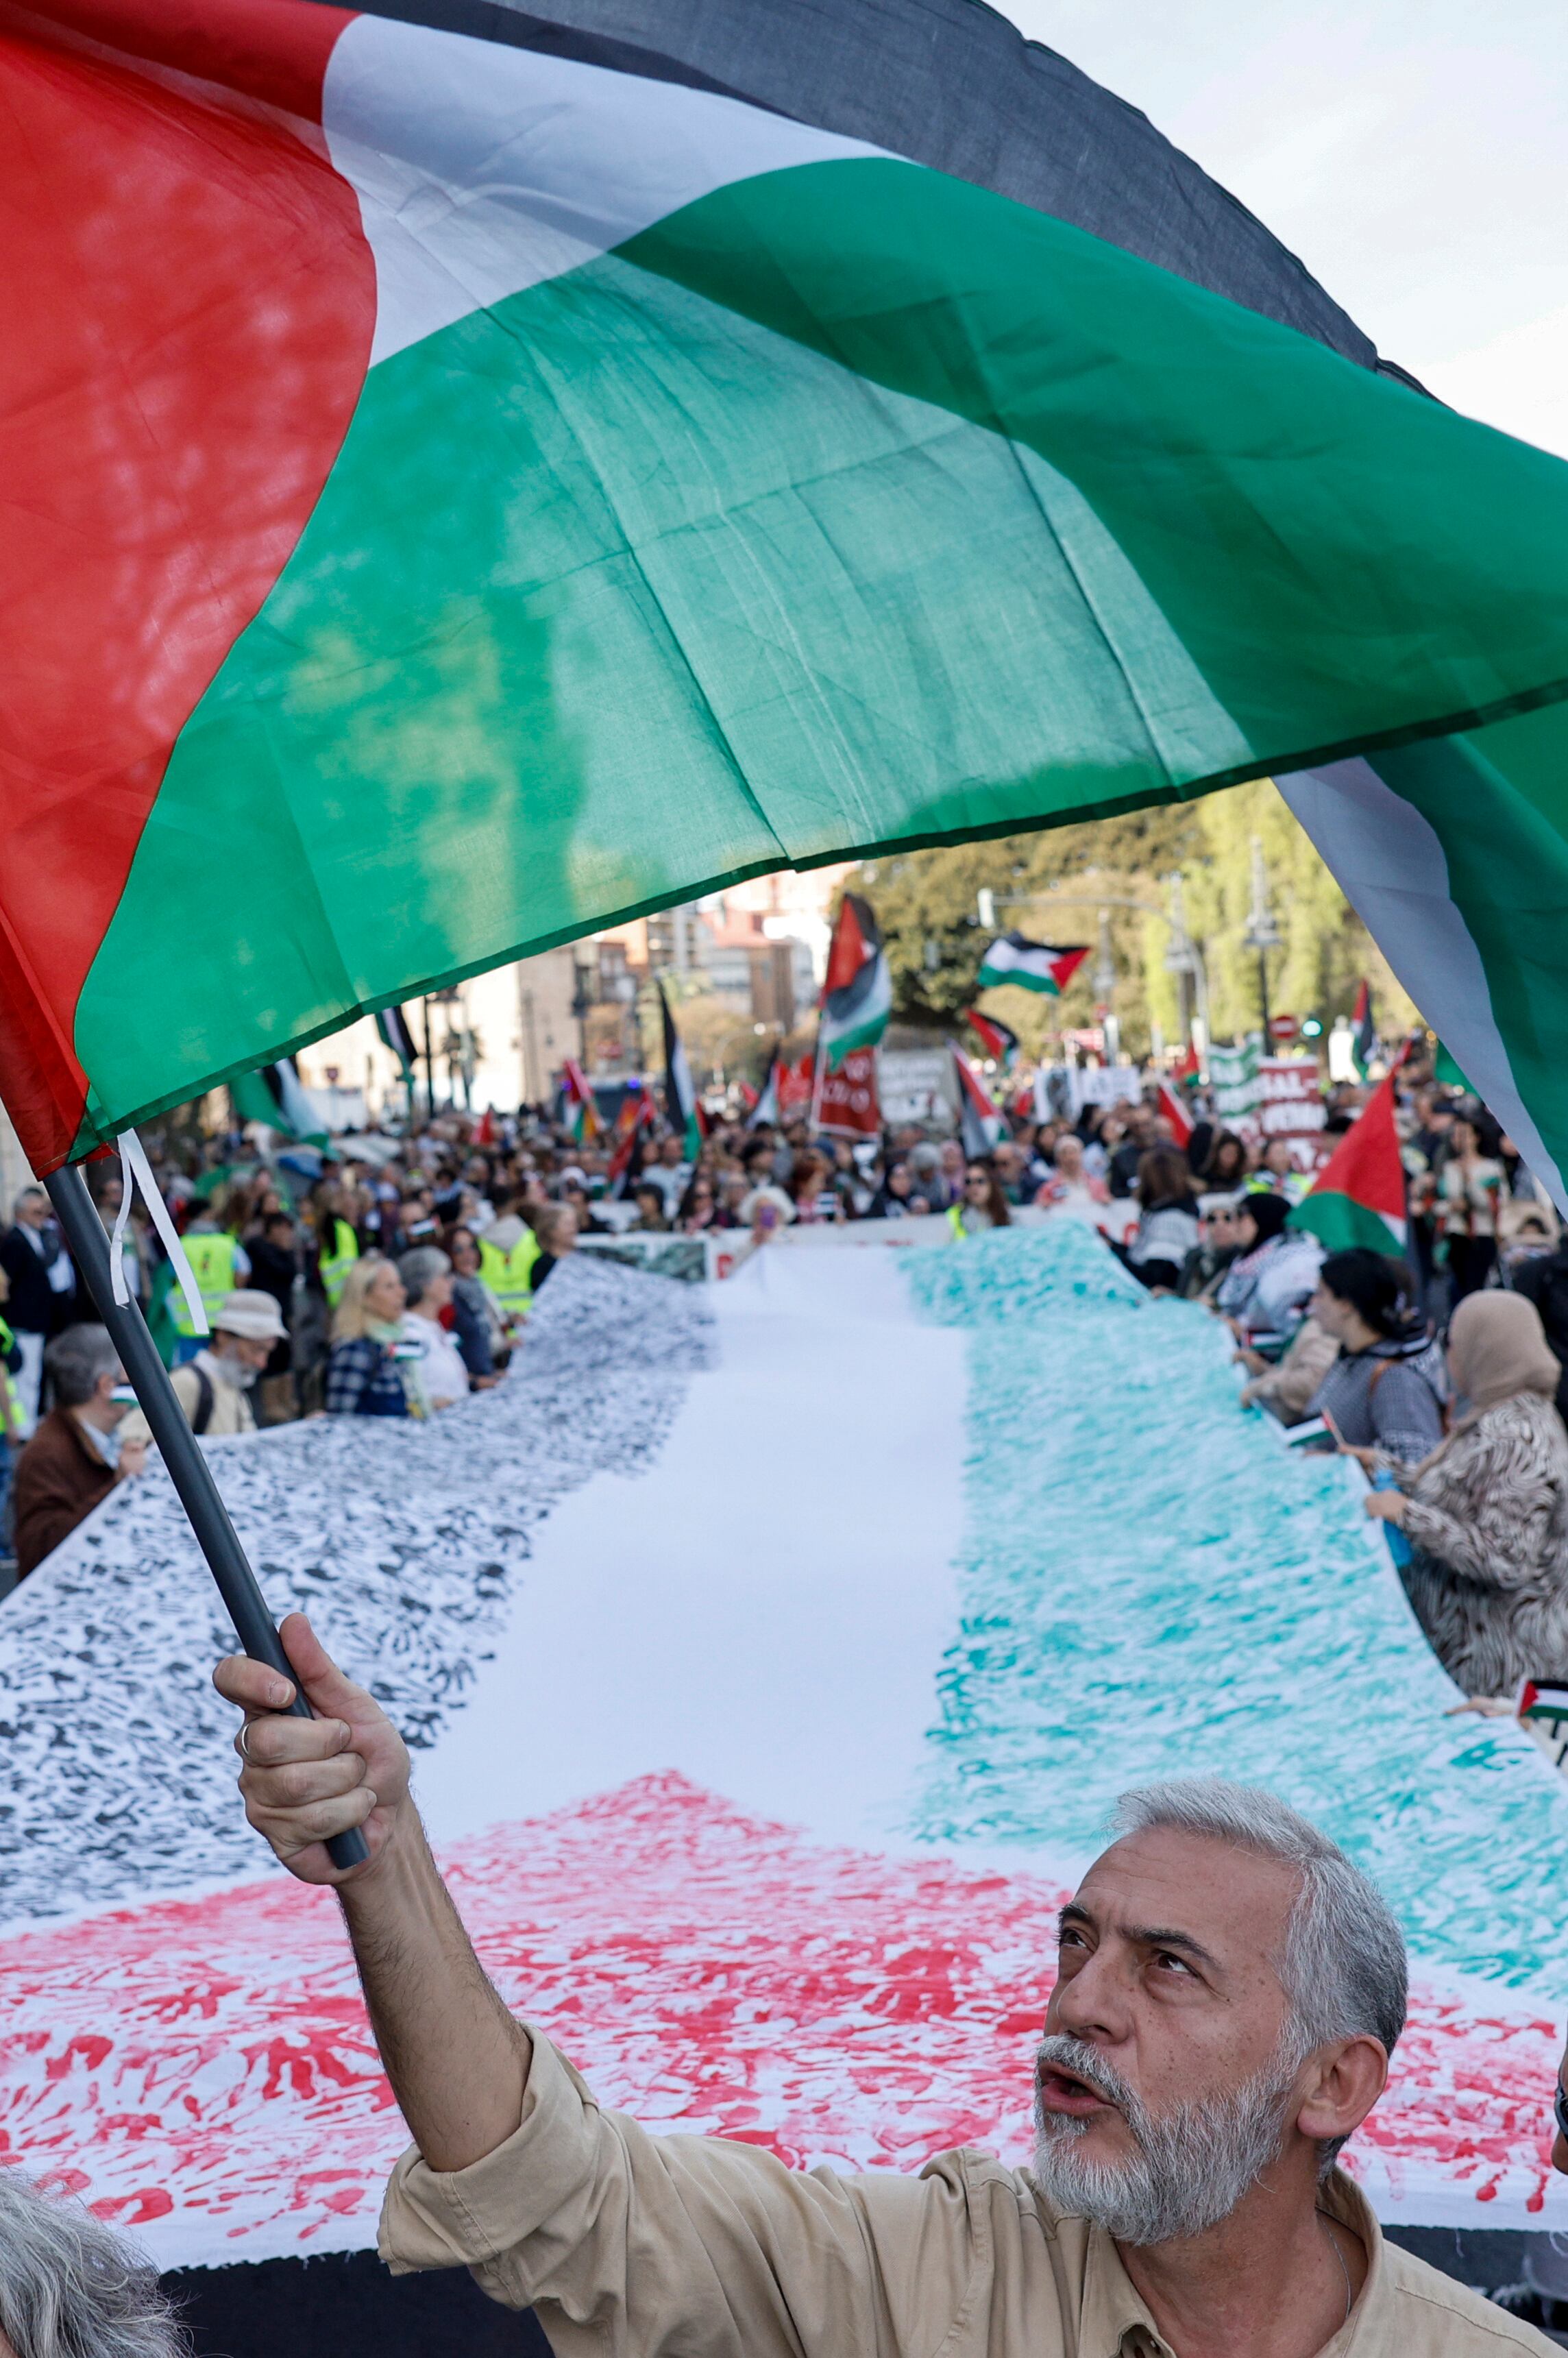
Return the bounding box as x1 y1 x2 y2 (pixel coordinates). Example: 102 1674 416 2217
1300 1013 1324 1040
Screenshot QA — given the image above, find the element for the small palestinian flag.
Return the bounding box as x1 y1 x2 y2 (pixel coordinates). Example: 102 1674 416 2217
952 1045 1005 1161
607 1082 657 1195
746 1045 782 1130
375 1004 419 1078
819 896 892 1072
1351 981 1376 1081
561 1058 600 1143
659 983 705 1158
1434 1040 1476 1095
966 1010 1020 1067
1154 1080 1193 1151
230 1056 326 1145
977 936 1090 997
1289 1068 1407 1254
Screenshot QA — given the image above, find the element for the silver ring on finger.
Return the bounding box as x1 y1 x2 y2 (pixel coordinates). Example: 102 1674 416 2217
238 1721 255 1763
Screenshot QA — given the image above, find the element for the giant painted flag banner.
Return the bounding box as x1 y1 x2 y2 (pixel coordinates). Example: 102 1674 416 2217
7 0 1568 1178
4 1230 1568 2299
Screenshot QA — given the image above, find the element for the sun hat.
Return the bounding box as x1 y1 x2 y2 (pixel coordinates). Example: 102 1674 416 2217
212 1291 286 1343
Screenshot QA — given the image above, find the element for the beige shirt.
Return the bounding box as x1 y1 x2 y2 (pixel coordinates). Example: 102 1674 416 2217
380 2030 1552 2357
121 1352 256 1448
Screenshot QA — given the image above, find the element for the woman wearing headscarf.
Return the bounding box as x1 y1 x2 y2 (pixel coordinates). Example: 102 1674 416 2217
1365 1291 1568 1695
1212 1190 1323 1346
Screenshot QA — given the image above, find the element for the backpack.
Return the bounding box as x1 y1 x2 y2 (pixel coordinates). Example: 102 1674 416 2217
189 1363 215 1437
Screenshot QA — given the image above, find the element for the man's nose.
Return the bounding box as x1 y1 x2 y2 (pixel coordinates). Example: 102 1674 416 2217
1049 1949 1133 2044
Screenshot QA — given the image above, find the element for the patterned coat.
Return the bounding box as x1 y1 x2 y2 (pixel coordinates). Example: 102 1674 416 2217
1392 1392 1568 1697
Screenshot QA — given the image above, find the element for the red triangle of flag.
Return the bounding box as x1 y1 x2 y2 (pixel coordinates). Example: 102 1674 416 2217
822 897 870 998
1154 1081 1192 1149
1302 1069 1406 1222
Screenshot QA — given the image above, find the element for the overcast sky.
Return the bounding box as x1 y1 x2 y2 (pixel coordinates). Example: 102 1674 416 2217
994 0 1568 455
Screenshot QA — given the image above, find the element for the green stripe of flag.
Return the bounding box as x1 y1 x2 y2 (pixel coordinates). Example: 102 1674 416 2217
73 155 1568 1149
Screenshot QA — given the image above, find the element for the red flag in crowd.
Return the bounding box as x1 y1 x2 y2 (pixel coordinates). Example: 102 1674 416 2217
1154 1080 1193 1149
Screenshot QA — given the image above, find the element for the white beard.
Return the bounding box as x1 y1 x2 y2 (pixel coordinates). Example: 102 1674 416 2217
1031 2032 1299 2246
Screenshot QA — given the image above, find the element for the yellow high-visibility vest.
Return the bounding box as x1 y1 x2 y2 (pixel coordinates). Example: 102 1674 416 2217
478 1228 541 1321
171 1230 240 1336
0 1314 25 1439
319 1217 360 1309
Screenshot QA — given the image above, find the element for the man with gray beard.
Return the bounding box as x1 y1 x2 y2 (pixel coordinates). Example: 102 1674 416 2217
216 1616 1554 2357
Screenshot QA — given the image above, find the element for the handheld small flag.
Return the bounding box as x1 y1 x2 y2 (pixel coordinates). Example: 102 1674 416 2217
375 1004 419 1078
1434 1040 1476 1095
561 1058 600 1144
1154 1080 1193 1151
977 935 1090 997
1289 1067 1408 1255
746 1045 782 1130
659 982 705 1157
230 1056 326 1146
818 895 892 1072
952 1044 1005 1161
608 1081 657 1195
1173 1040 1201 1083
1351 981 1376 1082
966 1009 1020 1067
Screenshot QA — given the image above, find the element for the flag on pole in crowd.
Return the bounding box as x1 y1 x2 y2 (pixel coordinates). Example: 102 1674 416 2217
230 1057 326 1146
777 1054 817 1124
1351 982 1377 1082
977 936 1090 998
818 896 892 1072
1289 1068 1408 1255
1434 1041 1476 1095
966 1010 1020 1067
374 1004 419 1078
1173 1040 1202 1084
658 984 705 1158
561 1058 600 1143
952 1045 1006 1161
746 1046 782 1130
607 1082 657 1195
10 0 1568 1210
1153 1080 1193 1151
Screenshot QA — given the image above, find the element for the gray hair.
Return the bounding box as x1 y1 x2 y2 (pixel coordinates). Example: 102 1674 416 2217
12 1187 45 1221
396 1245 450 1302
0 2169 186 2355
42 1326 121 1411
1112 1779 1406 2158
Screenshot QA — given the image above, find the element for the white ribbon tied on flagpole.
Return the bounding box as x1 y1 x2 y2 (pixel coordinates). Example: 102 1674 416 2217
111 1130 209 1336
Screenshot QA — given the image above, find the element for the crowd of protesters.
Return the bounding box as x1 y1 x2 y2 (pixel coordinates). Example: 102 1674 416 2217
5 1054 1568 1720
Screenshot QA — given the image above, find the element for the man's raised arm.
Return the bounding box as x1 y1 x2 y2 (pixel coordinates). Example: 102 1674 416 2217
213 1613 530 2173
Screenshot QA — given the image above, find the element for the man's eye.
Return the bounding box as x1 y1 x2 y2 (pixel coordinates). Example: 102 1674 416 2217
1153 1950 1195 1976
1058 1925 1088 1951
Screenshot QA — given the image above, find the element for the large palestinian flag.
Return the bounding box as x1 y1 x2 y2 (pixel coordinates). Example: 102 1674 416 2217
7 1233 1568 2350
8 0 1568 1185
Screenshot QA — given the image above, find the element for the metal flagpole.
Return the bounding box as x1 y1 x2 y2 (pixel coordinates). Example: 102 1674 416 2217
44 1160 369 1871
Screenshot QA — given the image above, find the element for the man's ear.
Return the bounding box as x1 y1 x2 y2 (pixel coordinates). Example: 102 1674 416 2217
1294 2036 1388 2152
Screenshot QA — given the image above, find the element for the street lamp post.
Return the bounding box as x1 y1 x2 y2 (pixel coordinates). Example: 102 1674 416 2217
1094 907 1118 1065
1242 836 1282 1041
1162 871 1212 1062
